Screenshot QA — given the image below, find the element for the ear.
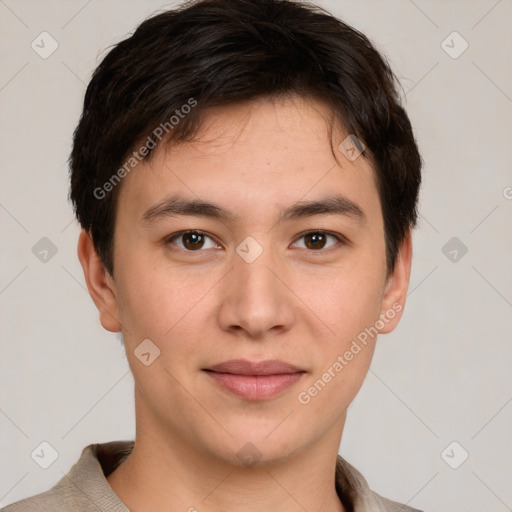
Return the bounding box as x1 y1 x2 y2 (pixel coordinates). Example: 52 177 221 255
77 230 121 332
377 230 413 334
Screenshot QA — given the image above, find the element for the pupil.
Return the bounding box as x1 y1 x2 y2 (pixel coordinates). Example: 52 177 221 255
307 233 325 249
185 232 203 250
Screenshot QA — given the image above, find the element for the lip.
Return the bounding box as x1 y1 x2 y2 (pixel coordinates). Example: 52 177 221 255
206 359 304 376
203 359 306 400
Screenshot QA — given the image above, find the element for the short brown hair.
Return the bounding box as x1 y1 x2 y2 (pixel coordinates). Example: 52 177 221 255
70 0 422 276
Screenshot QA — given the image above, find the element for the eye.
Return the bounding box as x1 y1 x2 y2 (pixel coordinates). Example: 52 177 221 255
165 230 220 251
292 231 343 251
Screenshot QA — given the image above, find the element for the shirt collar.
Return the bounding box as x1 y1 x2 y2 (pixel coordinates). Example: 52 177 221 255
69 441 403 512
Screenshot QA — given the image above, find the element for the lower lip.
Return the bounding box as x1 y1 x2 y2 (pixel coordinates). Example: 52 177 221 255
204 371 304 400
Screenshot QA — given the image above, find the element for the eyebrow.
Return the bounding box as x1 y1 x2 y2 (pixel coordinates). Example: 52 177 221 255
141 194 366 225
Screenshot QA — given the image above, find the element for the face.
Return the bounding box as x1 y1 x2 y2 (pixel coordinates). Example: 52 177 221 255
80 95 411 467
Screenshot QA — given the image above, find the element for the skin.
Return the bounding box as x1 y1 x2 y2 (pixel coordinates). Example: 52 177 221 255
78 94 412 512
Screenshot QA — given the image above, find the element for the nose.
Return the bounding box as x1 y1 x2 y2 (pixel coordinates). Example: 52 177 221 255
216 242 295 340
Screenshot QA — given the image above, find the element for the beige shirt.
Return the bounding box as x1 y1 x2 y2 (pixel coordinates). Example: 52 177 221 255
1 441 423 512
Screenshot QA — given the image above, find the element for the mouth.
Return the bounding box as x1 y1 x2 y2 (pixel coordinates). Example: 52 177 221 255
202 359 306 400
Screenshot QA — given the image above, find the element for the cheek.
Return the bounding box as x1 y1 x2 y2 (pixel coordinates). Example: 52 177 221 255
113 252 220 356
334 280 382 340
113 256 176 340
297 261 385 344
294 272 383 415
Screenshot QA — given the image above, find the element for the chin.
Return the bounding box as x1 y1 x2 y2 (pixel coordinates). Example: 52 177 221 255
208 423 305 469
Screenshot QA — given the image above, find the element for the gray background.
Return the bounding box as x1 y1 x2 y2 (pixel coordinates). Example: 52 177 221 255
1 0 511 510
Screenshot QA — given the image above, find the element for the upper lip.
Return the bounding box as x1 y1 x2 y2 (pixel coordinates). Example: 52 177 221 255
204 359 305 376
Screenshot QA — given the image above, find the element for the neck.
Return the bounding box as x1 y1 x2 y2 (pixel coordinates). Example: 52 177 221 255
107 393 347 512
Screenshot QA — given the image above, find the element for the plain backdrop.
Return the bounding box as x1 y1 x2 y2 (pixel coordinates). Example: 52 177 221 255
1 1 511 510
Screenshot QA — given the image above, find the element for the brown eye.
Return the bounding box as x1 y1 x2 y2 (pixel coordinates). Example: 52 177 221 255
181 232 205 250
166 231 218 251
293 231 341 251
304 232 327 250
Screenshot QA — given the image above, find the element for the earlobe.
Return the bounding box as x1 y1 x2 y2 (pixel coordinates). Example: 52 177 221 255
377 230 413 335
77 230 122 333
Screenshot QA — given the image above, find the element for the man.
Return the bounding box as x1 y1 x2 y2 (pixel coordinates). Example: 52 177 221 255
1 0 423 510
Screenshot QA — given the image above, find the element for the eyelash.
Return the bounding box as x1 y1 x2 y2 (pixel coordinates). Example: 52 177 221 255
164 230 346 254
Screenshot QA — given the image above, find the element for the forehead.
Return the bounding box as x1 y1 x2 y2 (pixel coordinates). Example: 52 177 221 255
116 95 380 225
